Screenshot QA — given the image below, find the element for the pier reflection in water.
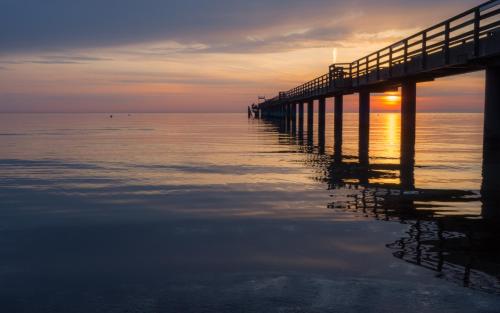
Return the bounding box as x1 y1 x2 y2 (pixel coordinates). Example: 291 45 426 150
263 113 500 294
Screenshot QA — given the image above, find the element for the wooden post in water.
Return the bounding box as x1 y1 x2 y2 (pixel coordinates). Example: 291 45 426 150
307 100 314 145
334 95 343 163
482 66 500 219
291 102 297 135
282 103 290 131
298 102 304 136
318 97 326 153
359 91 370 166
286 103 291 131
401 81 417 191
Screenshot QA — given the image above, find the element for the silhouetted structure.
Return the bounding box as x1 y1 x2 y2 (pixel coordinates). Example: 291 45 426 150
256 1 500 196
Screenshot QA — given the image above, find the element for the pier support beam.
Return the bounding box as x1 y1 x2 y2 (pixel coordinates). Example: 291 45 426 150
334 95 343 162
318 97 326 153
291 103 297 134
401 81 417 190
359 91 370 166
298 102 304 136
307 100 314 145
286 103 292 131
282 103 290 131
482 66 500 219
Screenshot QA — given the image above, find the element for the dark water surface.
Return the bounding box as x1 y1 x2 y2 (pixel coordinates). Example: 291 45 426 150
0 113 499 312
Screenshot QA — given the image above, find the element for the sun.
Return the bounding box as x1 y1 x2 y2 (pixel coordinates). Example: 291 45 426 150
383 93 401 106
386 95 399 102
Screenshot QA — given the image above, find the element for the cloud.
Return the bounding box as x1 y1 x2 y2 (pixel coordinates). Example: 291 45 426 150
27 55 112 64
0 0 480 55
0 55 112 65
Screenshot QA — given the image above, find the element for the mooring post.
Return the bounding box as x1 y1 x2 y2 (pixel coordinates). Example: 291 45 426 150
482 66 500 219
334 95 344 162
401 80 417 191
359 91 370 166
318 97 326 153
307 100 314 144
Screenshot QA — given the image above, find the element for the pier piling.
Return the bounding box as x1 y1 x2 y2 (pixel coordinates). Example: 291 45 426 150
401 81 417 190
482 66 500 218
298 102 304 135
318 97 326 153
359 91 370 166
334 95 343 162
307 100 314 143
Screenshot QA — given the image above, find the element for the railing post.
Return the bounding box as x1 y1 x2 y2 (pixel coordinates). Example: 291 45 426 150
404 40 408 73
357 60 360 86
389 46 393 77
376 51 380 81
403 39 408 74
474 7 480 57
366 56 369 83
349 63 353 86
444 21 450 65
422 32 427 70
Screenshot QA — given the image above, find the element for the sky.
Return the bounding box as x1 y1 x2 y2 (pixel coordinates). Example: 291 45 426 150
0 0 487 113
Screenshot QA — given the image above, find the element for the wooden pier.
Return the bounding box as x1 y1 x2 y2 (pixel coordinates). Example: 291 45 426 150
253 0 500 197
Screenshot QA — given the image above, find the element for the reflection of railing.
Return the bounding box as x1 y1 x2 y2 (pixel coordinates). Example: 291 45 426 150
260 0 500 106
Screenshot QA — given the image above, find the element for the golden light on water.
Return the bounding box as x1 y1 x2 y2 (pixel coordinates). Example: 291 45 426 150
385 113 399 157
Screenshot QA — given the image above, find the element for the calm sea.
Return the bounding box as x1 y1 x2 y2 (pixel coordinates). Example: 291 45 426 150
0 113 499 312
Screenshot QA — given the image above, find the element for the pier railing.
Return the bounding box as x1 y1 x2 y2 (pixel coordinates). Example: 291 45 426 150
262 0 500 106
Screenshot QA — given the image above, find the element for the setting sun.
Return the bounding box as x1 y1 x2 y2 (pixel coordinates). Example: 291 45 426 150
383 93 401 106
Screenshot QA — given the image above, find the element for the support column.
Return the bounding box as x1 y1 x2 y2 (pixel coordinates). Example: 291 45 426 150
307 100 314 145
318 97 326 153
285 103 291 131
298 102 304 136
282 103 290 132
401 81 417 191
281 104 287 131
482 66 500 219
359 91 370 166
334 95 343 162
291 103 297 134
